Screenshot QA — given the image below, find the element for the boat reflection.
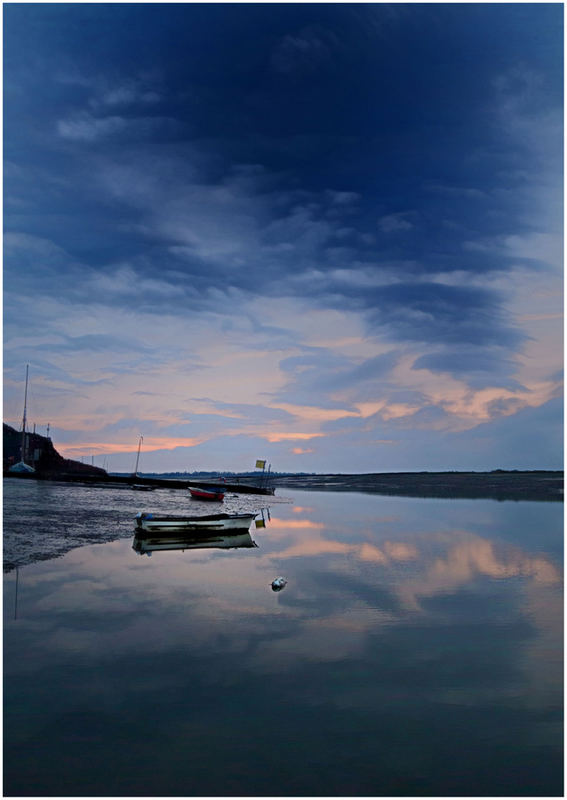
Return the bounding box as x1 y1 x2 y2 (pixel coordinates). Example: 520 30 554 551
132 530 258 556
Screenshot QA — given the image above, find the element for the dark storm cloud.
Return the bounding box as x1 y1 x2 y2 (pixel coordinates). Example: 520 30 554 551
363 283 524 347
278 275 524 352
4 1 557 352
413 349 518 379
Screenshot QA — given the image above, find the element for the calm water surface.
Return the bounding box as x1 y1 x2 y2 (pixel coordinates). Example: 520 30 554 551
3 479 563 796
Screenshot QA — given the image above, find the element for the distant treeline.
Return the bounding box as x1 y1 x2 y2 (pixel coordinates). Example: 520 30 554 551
109 470 316 478
110 469 560 477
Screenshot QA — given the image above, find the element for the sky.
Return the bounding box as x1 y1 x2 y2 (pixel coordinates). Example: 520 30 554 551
3 2 563 474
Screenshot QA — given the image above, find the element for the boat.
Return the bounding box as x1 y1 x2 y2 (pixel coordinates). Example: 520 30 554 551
132 483 154 491
132 529 257 555
189 486 225 501
135 511 257 533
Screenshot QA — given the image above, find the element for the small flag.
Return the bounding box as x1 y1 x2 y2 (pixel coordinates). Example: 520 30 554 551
255 459 266 469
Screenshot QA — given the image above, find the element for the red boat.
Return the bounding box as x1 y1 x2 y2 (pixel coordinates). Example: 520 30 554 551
189 486 225 502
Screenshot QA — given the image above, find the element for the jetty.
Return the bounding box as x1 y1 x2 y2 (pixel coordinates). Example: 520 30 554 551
66 474 274 494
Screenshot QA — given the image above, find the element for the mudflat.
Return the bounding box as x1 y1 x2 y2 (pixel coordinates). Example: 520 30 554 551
274 471 563 501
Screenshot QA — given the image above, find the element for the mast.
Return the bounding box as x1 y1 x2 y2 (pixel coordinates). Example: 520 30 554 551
20 364 30 464
133 434 143 476
9 364 36 473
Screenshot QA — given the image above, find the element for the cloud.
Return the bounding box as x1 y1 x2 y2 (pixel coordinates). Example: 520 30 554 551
58 435 206 458
57 112 184 142
269 402 358 423
271 26 340 75
425 183 488 200
325 190 361 206
58 113 129 141
90 82 162 110
84 265 181 300
190 399 293 424
3 4 562 471
264 432 324 443
398 533 561 611
10 117 529 381
265 518 324 530
345 282 523 350
273 348 402 417
273 530 419 566
4 232 83 289
32 334 149 356
412 348 518 382
378 213 415 233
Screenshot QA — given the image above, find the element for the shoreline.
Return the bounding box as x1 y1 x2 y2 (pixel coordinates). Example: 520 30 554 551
274 471 563 502
3 469 562 502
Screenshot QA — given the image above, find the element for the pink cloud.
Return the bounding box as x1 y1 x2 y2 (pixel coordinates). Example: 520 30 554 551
58 435 205 458
265 432 324 442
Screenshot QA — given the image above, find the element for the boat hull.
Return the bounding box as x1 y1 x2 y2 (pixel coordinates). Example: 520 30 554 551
135 512 256 533
189 487 225 501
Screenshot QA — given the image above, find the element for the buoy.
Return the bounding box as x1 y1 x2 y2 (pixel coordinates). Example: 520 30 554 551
271 576 287 592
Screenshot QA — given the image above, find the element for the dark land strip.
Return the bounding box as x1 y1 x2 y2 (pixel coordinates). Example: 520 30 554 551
273 471 563 502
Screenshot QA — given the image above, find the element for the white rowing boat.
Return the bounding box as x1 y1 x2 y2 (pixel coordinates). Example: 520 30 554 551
135 511 257 533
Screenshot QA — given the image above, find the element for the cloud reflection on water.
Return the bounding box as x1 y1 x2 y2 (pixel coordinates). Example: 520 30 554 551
8 494 561 675
4 489 562 797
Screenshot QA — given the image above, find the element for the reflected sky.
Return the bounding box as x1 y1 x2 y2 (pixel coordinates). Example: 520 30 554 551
4 488 563 796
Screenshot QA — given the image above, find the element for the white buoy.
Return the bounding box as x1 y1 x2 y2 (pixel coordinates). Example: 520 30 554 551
271 576 287 592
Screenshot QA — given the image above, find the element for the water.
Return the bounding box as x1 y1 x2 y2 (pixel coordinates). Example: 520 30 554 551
3 479 563 796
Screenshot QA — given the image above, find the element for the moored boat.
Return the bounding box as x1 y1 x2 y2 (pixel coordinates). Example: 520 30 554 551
189 486 225 501
135 511 256 533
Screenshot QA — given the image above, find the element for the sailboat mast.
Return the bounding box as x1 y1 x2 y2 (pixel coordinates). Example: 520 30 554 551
133 435 143 476
21 364 29 463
